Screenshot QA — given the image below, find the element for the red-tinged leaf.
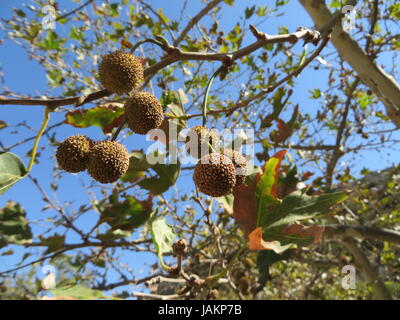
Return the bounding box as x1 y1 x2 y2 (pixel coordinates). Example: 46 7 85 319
266 150 287 198
287 105 299 129
302 171 314 180
120 39 133 48
280 223 324 244
102 113 126 134
255 150 287 227
248 227 293 253
276 165 298 199
232 175 260 235
232 151 286 234
65 104 125 134
271 119 292 143
248 224 324 254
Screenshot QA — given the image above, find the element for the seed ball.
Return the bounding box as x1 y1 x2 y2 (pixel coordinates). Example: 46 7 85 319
238 276 251 295
193 153 236 197
222 149 247 186
56 135 94 173
185 126 220 159
87 140 129 183
98 50 144 94
124 91 164 134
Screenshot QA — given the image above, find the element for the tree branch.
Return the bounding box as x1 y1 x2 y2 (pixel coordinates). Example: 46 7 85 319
341 238 392 300
56 0 95 21
167 33 329 120
299 0 400 128
0 26 322 110
325 224 400 245
174 0 225 46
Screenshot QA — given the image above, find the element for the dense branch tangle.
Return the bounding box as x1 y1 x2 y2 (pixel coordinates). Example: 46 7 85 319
0 25 323 112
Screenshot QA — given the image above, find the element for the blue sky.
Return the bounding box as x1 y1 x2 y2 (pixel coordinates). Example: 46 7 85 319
1 0 399 296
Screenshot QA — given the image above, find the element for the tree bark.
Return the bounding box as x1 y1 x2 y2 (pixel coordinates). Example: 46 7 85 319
299 0 400 128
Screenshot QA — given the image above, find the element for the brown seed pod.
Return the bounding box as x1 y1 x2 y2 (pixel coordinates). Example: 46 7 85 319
185 126 220 159
124 91 164 134
238 276 251 295
193 153 236 197
98 50 144 94
210 289 220 300
87 140 129 183
56 135 94 173
222 149 247 186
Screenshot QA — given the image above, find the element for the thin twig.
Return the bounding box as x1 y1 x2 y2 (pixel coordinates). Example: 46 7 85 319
56 0 95 21
0 26 323 110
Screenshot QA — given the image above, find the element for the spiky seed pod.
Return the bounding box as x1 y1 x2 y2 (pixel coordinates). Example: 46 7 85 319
98 50 144 94
87 141 129 183
238 276 251 295
185 126 220 159
124 91 164 134
210 289 220 300
56 135 94 173
193 153 236 197
222 149 247 186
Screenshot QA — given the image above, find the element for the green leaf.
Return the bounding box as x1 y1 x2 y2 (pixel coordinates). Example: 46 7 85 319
50 284 104 300
39 31 64 50
256 150 286 227
150 217 175 255
0 152 27 195
0 201 32 248
217 193 234 215
121 151 152 183
257 250 291 274
13 8 26 17
162 90 188 130
261 226 316 253
264 191 348 229
96 228 132 241
358 92 373 110
139 162 181 196
65 105 125 134
157 8 170 23
69 27 84 41
100 196 152 230
245 6 256 19
39 234 65 254
256 5 268 17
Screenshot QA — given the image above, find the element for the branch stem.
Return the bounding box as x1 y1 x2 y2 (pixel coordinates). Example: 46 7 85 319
202 66 225 126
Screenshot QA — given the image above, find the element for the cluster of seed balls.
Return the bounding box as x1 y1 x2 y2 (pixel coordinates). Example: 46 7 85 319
56 50 248 194
98 50 164 134
56 50 163 184
56 135 129 183
187 126 248 197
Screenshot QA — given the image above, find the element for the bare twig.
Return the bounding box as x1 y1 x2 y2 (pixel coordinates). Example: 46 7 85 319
0 26 323 111
342 238 392 300
56 0 95 21
325 224 400 244
174 0 224 46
